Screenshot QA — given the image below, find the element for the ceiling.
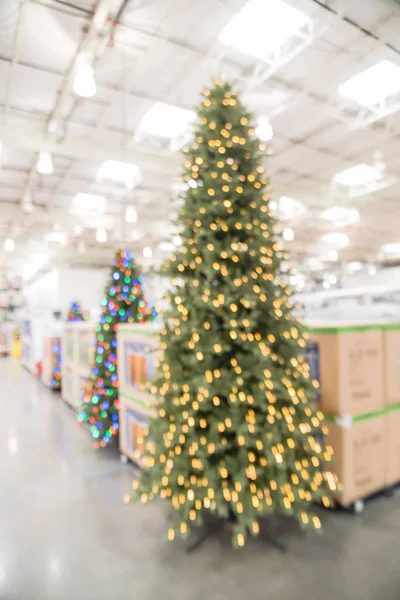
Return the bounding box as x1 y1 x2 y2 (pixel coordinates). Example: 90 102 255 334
1 0 400 284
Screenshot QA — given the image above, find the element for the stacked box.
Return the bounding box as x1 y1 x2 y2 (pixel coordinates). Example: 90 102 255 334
308 324 389 505
385 405 400 486
117 323 161 466
61 322 94 409
382 324 400 485
41 336 62 389
313 325 384 416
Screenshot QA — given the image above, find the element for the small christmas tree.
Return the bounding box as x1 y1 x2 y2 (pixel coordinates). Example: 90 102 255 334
67 300 85 322
77 249 155 448
132 81 337 546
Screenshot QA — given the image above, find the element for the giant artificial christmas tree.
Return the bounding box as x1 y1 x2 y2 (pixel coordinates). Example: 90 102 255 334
77 249 155 448
132 81 337 546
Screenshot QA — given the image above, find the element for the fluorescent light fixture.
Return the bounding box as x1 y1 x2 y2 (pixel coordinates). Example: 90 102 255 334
4 238 15 252
125 206 138 223
45 231 68 246
277 196 307 220
327 249 338 262
320 232 349 248
283 227 295 241
22 191 34 213
173 235 182 246
307 257 323 271
97 160 141 189
143 246 152 258
218 0 310 61
289 273 305 290
320 206 360 227
96 228 107 243
37 151 53 175
338 60 400 107
71 193 106 216
159 241 175 252
381 242 400 256
255 116 273 141
73 64 96 98
334 163 381 187
348 261 362 273
138 102 196 139
131 231 144 242
269 199 278 212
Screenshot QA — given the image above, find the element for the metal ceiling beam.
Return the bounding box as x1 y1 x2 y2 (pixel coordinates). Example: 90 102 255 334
0 119 178 175
2 0 25 122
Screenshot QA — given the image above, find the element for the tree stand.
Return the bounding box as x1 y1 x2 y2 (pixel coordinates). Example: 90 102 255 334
185 509 287 553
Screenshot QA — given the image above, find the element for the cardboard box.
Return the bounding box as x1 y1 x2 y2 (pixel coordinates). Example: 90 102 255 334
118 387 157 467
313 325 384 416
382 325 400 406
326 415 386 505
117 323 161 396
385 407 400 486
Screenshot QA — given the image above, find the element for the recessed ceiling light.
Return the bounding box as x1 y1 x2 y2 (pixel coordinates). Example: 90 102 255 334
283 227 295 241
382 242 400 256
71 193 106 216
327 249 338 262
338 60 400 107
276 196 307 220
320 232 349 248
143 246 152 258
4 238 15 252
218 0 309 61
97 160 140 189
333 163 381 187
37 151 53 175
73 224 83 236
138 102 196 139
347 261 362 273
125 206 138 223
96 228 107 243
320 206 360 227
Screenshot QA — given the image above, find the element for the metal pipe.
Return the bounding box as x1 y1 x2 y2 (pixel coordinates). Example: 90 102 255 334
3 0 24 122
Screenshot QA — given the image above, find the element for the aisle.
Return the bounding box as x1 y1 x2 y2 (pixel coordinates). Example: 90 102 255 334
1 359 400 600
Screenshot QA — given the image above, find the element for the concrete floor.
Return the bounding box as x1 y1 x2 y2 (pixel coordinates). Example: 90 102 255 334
1 360 400 600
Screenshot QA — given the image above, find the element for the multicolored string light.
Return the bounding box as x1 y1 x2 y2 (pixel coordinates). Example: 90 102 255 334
67 300 85 322
50 336 61 389
77 249 156 448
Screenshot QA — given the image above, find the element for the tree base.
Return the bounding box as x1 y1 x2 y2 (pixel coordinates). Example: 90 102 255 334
184 512 287 553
